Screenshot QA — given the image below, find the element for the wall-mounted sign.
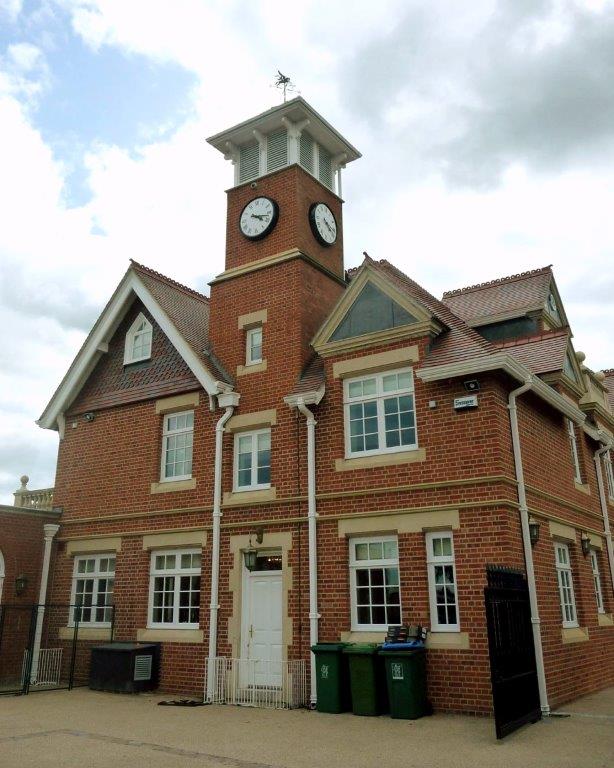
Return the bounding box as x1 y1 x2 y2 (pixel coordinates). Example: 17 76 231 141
454 395 478 410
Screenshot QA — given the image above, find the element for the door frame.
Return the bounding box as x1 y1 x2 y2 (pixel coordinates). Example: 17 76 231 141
240 551 283 667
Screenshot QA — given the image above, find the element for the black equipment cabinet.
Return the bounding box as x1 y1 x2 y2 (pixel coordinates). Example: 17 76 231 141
89 643 160 693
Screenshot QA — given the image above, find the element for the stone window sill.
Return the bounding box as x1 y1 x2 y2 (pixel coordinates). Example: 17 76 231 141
137 628 203 644
237 360 267 377
426 632 470 650
335 447 426 472
598 613 614 627
561 626 589 644
150 478 196 494
223 487 277 507
574 482 591 495
59 627 112 641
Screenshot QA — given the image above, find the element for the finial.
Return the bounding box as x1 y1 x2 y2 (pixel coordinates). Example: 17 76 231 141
20 475 29 489
274 71 296 103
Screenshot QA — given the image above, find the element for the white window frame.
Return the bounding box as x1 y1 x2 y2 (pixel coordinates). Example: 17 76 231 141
69 554 115 628
233 428 271 491
426 531 460 632
589 549 605 614
555 542 578 628
124 311 153 364
567 419 582 484
349 535 401 632
604 451 614 501
245 326 263 366
160 410 194 482
344 367 417 458
147 548 201 630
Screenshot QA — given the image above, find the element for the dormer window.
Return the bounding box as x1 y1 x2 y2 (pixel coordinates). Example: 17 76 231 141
124 312 152 364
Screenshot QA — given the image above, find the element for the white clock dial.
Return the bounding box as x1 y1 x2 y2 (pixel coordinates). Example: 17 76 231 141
239 197 279 240
309 202 337 246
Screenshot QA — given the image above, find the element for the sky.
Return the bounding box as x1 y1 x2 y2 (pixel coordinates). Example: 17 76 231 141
1 0 614 503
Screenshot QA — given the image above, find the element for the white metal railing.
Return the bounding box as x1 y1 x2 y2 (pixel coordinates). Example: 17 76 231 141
22 648 63 686
205 657 307 709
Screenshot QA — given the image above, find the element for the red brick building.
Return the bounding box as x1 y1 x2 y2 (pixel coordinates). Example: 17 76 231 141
37 98 614 714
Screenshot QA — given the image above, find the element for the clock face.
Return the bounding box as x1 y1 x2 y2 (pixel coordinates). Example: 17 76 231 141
309 202 337 246
239 197 279 240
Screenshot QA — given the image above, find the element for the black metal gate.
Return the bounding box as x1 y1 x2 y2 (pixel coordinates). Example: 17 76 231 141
484 566 541 739
0 604 113 695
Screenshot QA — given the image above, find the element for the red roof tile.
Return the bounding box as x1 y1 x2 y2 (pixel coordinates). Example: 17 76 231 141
603 369 614 412
131 261 232 384
289 355 325 398
494 329 569 375
442 266 553 325
366 258 497 367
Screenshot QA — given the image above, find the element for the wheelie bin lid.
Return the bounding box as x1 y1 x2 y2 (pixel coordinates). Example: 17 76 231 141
380 640 424 650
311 642 347 652
342 643 379 655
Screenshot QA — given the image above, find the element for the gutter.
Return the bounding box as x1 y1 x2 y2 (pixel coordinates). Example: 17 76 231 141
508 380 550 715
206 390 239 701
285 389 324 706
594 434 614 596
417 353 588 428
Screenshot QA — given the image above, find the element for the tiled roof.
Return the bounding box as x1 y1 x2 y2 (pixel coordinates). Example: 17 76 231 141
493 329 569 375
365 258 497 366
130 261 233 384
442 266 553 325
603 369 614 412
289 355 326 398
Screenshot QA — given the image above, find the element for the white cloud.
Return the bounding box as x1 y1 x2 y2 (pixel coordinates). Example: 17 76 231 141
2 0 614 503
0 0 23 22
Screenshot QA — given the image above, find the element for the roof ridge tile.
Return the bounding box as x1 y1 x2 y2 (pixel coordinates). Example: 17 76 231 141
130 259 209 302
442 265 552 298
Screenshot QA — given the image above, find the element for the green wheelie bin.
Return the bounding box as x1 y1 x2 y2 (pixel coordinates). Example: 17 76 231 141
311 642 351 713
342 643 389 716
379 645 427 719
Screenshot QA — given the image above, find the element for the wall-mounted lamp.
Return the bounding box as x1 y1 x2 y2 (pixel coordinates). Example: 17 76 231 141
581 533 591 557
528 517 540 547
243 527 264 572
15 574 28 595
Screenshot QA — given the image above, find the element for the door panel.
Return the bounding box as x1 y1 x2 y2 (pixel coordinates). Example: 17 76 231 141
244 572 282 687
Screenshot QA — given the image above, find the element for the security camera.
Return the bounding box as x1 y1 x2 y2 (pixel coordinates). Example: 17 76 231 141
250 181 258 189
84 412 96 422
463 379 480 392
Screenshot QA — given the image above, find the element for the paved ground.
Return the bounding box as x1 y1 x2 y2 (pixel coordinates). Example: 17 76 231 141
0 687 613 768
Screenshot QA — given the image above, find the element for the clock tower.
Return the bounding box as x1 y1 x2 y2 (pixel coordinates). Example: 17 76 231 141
206 98 360 393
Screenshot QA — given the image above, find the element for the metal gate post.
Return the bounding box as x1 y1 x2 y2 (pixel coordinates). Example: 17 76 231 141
68 607 80 690
23 606 39 695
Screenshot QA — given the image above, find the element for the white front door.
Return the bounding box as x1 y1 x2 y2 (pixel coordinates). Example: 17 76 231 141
242 564 282 687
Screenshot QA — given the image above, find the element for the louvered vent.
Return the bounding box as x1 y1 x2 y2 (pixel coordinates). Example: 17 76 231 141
299 132 314 173
318 146 333 189
133 654 152 681
267 129 288 173
239 143 259 183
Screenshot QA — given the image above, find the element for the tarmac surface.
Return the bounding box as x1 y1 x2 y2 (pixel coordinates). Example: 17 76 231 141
0 687 613 768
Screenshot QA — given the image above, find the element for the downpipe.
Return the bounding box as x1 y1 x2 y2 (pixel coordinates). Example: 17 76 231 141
30 523 60 683
594 439 614 596
296 398 320 706
508 380 550 716
206 396 236 701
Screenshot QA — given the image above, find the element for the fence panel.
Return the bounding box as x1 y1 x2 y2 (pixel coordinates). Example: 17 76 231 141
205 657 307 709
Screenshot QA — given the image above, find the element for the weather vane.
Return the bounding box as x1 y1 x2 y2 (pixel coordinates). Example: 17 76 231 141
274 71 297 102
